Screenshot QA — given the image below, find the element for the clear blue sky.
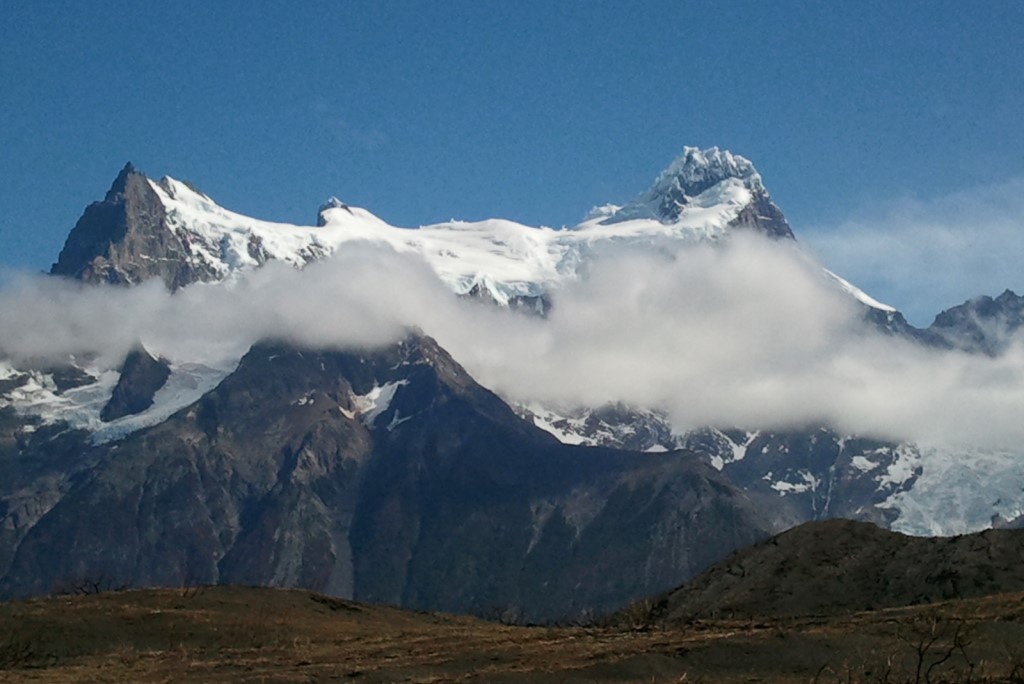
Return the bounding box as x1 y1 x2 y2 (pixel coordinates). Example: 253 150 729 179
2 1 1023 320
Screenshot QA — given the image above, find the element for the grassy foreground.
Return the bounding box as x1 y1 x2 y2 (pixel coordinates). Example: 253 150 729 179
2 586 1024 682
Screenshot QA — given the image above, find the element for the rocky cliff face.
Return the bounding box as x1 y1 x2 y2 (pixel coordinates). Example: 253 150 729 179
100 345 171 422
50 163 220 289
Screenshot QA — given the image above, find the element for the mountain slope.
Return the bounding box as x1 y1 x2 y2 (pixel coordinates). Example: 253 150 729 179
51 163 218 289
645 519 1024 621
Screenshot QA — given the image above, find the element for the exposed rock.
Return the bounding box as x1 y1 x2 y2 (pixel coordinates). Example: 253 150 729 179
602 146 795 239
100 345 171 422
50 163 219 289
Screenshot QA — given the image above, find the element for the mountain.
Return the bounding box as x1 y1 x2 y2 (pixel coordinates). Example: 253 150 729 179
0 334 783 620
6 147 1024 618
47 148 821 306
600 146 794 239
99 345 171 422
642 519 1024 622
516 404 923 529
51 163 221 289
927 289 1024 355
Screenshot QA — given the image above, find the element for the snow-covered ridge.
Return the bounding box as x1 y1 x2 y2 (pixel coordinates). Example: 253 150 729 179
145 147 895 314
144 147 801 306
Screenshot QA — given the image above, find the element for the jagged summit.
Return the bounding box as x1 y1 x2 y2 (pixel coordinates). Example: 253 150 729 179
655 146 764 199
601 146 794 239
928 289 1024 355
104 162 140 201
50 163 222 289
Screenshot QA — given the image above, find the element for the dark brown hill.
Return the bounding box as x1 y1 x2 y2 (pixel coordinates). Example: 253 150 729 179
645 518 1024 622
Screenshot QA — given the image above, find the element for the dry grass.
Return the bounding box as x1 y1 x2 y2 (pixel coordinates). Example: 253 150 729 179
1 586 1024 682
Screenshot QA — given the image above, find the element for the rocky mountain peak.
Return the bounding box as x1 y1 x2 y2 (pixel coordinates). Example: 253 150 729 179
928 289 1024 355
601 146 794 239
100 343 171 422
104 162 141 202
50 164 228 290
656 146 765 199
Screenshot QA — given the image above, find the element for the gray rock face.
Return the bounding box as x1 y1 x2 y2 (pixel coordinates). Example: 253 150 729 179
100 345 171 422
725 188 795 239
0 335 778 621
317 196 348 226
50 163 218 290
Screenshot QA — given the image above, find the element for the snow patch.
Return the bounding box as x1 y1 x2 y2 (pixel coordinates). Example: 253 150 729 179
850 455 879 472
351 380 409 427
771 470 819 496
0 362 18 382
824 269 896 312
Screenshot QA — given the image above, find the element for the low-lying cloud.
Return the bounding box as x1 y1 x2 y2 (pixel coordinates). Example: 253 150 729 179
2 236 1023 450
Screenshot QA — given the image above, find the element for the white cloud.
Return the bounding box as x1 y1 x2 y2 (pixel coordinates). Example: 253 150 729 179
2 236 1024 451
802 178 1024 326
433 237 1024 450
0 245 449 368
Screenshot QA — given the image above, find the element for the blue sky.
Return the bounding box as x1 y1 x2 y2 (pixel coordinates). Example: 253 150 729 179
2 1 1022 323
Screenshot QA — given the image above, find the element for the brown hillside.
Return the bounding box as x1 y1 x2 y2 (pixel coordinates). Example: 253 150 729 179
4 586 1024 682
646 519 1024 622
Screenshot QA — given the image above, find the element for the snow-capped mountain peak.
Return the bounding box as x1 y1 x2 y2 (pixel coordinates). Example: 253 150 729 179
51 148 799 297
599 146 794 239
602 146 762 221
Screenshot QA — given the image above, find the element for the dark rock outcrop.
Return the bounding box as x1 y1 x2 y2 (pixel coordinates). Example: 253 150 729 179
100 346 171 422
50 163 217 290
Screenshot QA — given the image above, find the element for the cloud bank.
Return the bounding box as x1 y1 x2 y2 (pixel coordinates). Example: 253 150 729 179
2 237 1023 450
803 177 1024 326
